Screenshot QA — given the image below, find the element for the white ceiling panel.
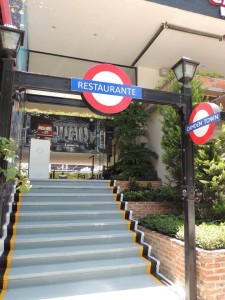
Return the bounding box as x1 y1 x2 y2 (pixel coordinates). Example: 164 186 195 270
26 0 225 78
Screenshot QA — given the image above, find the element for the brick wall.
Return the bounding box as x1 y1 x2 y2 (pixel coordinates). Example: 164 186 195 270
140 227 225 300
127 202 179 219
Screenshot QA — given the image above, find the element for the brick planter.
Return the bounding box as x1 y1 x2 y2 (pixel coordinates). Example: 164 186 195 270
140 227 225 300
127 202 179 219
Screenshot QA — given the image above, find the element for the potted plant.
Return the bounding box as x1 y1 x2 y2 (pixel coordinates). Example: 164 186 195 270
0 136 31 237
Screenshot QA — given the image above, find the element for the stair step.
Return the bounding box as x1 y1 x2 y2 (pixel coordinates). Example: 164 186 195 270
30 179 113 187
21 194 117 202
15 201 121 212
2 274 179 300
11 210 125 222
27 186 115 194
5 257 149 289
6 231 135 250
10 220 130 235
7 243 141 267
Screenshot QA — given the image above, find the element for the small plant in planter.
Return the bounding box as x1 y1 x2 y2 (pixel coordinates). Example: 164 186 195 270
0 137 31 196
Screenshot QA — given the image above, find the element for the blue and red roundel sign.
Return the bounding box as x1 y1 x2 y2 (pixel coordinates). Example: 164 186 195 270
186 102 222 144
71 64 142 115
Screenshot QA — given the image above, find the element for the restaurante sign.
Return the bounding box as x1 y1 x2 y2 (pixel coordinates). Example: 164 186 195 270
209 0 225 17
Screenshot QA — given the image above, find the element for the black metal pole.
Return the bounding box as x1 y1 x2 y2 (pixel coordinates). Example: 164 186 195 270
0 58 15 137
181 83 197 300
0 58 15 238
89 155 95 179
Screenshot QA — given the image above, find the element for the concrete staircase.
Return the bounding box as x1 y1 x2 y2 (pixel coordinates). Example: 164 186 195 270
0 179 177 300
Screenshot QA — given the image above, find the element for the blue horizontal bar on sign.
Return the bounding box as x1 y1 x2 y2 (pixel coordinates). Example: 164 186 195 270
185 112 220 134
71 78 142 99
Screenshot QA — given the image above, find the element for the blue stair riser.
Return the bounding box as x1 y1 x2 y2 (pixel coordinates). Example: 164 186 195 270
16 203 121 212
20 194 117 202
26 187 116 194
30 180 113 187
6 234 135 250
9 247 141 267
5 264 148 289
10 211 125 222
9 223 130 235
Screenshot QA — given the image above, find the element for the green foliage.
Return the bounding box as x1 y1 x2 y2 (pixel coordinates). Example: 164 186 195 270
176 222 225 250
116 143 158 180
127 177 142 191
196 70 225 79
158 76 206 186
194 125 225 221
140 214 225 250
0 137 31 195
158 105 182 185
158 73 225 221
114 101 149 144
113 102 158 180
139 214 183 237
123 184 182 204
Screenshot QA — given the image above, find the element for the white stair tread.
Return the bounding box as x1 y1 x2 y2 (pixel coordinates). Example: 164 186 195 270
22 193 114 197
17 210 123 216
13 230 134 241
15 219 129 228
10 242 140 258
29 186 112 189
19 201 117 205
2 274 182 300
8 257 148 278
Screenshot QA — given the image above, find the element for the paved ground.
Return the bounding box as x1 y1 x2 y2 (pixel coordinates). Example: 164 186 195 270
45 285 184 300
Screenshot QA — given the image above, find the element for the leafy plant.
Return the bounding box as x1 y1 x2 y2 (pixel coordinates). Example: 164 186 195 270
116 143 158 180
177 222 225 250
123 184 181 205
0 137 31 195
139 214 183 237
140 214 225 250
158 73 225 221
113 102 158 180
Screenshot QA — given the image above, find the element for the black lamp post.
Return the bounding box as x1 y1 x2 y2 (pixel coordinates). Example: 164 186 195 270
172 57 199 300
0 25 25 238
0 24 24 59
0 25 24 137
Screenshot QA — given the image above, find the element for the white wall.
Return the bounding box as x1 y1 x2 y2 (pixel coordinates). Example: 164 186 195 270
137 67 169 183
137 67 161 89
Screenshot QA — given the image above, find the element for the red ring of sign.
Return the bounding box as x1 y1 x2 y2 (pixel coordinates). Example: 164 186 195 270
83 64 132 114
189 102 215 144
209 0 221 5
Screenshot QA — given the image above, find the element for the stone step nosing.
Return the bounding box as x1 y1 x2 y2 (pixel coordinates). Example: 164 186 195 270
18 202 117 205
30 186 112 189
7 262 147 281
17 211 122 216
22 193 114 197
13 232 132 243
10 246 138 261
15 221 128 229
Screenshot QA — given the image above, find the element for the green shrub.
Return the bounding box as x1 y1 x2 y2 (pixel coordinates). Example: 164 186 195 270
139 214 225 250
177 222 225 250
123 184 182 205
139 214 183 237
